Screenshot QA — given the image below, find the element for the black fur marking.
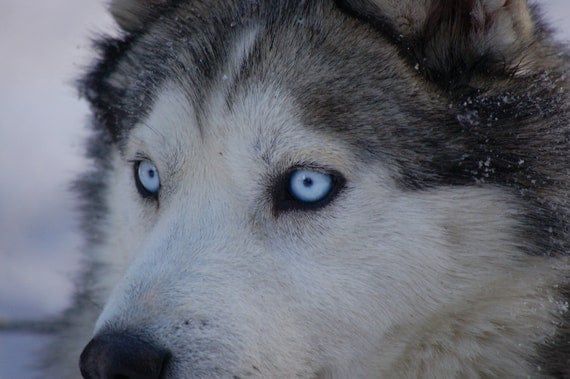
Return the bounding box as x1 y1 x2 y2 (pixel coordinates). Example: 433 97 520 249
80 35 137 142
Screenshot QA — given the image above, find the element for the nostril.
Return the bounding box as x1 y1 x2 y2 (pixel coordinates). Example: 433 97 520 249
79 331 171 379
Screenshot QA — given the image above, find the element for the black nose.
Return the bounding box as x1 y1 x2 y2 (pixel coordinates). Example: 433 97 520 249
79 331 171 379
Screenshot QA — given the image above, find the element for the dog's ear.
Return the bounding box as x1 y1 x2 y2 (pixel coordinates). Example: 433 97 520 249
110 0 168 32
337 0 536 84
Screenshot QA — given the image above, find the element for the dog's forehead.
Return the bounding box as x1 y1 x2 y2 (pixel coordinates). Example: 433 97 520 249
101 0 427 150
92 0 503 191
128 78 358 179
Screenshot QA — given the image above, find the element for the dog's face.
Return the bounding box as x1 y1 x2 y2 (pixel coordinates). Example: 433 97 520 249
92 82 531 375
78 0 570 377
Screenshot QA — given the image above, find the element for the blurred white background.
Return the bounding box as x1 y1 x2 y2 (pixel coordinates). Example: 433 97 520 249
0 1 115 377
0 1 569 378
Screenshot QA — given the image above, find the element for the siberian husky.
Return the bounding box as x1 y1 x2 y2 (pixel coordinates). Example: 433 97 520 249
48 0 570 377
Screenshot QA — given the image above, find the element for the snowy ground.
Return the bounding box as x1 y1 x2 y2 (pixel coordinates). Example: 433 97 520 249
0 1 569 378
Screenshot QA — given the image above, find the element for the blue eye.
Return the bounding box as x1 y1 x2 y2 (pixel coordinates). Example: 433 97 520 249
272 167 344 213
135 160 160 199
289 169 334 203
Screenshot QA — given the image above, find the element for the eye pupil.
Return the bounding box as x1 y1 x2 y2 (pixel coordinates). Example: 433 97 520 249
302 177 313 187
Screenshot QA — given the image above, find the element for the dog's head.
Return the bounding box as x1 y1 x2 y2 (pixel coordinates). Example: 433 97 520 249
78 1 570 377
